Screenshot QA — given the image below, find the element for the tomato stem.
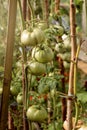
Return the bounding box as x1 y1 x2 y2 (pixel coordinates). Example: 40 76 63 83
52 89 56 130
73 38 82 130
18 0 26 30
51 0 54 14
27 0 34 27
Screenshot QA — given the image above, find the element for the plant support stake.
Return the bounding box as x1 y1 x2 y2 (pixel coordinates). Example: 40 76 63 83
0 0 17 130
67 0 76 130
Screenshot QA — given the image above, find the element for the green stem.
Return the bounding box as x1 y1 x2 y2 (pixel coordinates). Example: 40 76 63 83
74 41 81 95
51 0 54 14
29 120 32 130
27 74 32 108
53 89 56 130
18 0 28 110
18 0 26 30
25 67 29 110
41 0 45 20
73 40 82 130
27 0 34 27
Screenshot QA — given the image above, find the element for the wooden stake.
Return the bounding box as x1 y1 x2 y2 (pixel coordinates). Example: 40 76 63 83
44 0 49 24
55 0 60 13
67 0 76 130
0 0 17 130
22 0 27 21
82 0 87 36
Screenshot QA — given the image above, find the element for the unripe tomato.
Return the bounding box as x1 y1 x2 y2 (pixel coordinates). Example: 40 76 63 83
26 105 48 122
33 28 45 44
28 60 46 76
58 52 71 62
21 30 31 46
63 61 70 69
16 92 23 104
63 36 71 51
55 43 66 53
21 30 37 46
32 45 54 63
10 85 21 96
53 25 64 36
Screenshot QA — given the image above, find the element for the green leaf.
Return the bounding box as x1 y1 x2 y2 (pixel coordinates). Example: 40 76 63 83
77 92 87 103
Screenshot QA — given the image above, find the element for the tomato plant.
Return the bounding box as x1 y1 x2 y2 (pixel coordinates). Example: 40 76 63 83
1 0 85 129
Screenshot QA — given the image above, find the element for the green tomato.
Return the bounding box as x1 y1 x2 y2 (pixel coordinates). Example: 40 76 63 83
55 43 66 53
21 30 37 46
16 92 23 104
26 105 48 122
53 25 64 36
58 52 71 62
63 36 71 51
33 28 45 44
32 45 54 63
10 85 21 96
28 60 46 76
63 61 70 69
30 31 37 46
63 52 71 62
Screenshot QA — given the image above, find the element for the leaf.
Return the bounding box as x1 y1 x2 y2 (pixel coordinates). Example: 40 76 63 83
77 92 87 103
38 75 61 94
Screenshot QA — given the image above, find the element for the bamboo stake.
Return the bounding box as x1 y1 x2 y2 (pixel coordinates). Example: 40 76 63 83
54 0 67 122
0 0 17 130
55 0 60 13
8 111 14 130
82 0 87 36
67 0 76 130
27 5 31 21
22 0 27 21
44 0 49 25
